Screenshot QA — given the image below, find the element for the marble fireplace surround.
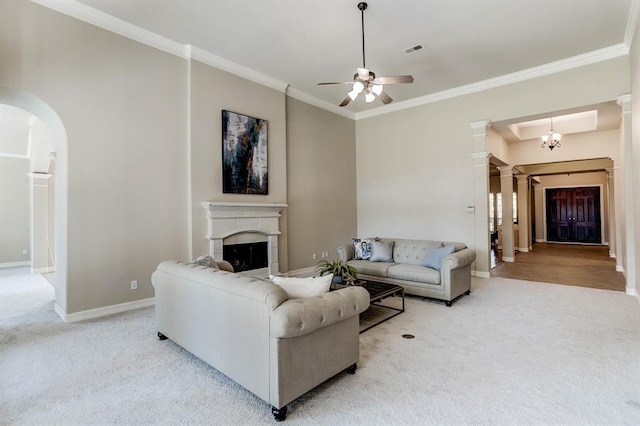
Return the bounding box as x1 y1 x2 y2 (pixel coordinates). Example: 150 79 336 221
201 202 287 276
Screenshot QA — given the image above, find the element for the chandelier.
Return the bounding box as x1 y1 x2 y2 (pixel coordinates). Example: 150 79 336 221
541 117 562 151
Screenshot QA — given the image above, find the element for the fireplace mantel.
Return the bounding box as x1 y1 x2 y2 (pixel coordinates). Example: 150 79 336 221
201 202 287 276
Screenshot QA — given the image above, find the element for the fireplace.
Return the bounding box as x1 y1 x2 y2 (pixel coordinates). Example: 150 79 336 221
202 202 287 277
223 241 268 272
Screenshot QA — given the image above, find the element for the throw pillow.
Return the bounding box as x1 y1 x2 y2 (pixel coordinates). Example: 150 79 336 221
193 255 219 269
370 240 394 262
352 237 377 260
271 274 333 299
422 245 455 270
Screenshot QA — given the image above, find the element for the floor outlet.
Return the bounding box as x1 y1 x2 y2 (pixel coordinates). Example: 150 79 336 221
131 280 138 290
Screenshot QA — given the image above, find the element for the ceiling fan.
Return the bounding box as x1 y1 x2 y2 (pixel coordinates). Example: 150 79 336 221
318 2 414 107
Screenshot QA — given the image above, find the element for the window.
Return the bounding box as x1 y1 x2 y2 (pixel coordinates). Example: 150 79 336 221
489 193 495 232
493 192 517 227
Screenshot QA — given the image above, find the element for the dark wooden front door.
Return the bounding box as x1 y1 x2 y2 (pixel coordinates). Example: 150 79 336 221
546 187 601 243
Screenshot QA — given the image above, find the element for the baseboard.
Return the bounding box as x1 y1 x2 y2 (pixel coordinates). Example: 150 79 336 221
0 261 30 269
518 247 529 253
285 266 315 277
55 297 155 323
502 256 515 263
617 265 625 273
535 239 545 243
472 270 490 278
609 252 616 259
626 286 637 297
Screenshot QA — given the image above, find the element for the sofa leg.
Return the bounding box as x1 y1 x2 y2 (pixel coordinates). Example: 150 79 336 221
272 405 287 422
445 301 452 307
157 332 168 341
465 290 471 295
346 363 357 374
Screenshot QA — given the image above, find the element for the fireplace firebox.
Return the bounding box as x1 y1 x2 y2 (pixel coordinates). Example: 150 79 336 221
223 241 268 273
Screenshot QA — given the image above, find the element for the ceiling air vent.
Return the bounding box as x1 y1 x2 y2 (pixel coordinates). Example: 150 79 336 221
404 44 423 55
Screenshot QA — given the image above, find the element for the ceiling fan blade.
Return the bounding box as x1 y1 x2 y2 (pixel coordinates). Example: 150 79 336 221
377 91 393 104
318 81 353 85
357 67 370 80
339 95 352 107
375 75 414 84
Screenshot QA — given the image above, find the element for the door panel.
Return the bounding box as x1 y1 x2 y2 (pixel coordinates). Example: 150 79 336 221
546 187 601 243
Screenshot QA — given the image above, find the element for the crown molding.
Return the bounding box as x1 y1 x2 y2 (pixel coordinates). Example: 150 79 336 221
285 88 356 120
188 46 288 93
31 0 633 122
32 0 188 58
355 43 629 121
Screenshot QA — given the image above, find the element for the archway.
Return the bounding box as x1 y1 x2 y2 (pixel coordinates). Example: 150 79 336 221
0 87 69 317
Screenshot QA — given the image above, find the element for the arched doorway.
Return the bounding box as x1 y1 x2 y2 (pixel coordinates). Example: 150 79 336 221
0 87 69 317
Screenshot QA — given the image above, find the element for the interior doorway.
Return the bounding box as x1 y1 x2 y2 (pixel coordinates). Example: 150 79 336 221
546 187 601 243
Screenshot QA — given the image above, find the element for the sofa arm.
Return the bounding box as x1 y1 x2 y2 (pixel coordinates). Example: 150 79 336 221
270 286 370 339
442 248 476 271
336 244 355 263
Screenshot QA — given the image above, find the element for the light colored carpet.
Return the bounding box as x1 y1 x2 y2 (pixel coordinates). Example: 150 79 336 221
2 271 640 425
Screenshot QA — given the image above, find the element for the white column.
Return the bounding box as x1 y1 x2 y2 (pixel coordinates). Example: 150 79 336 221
516 174 530 253
29 172 52 273
470 120 492 278
617 94 635 295
605 168 616 259
498 166 515 262
534 183 544 242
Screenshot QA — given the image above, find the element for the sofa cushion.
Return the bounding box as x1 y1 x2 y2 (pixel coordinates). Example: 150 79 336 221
271 274 332 299
370 240 394 262
352 237 376 260
392 239 444 266
422 245 455 270
347 259 395 277
387 264 441 285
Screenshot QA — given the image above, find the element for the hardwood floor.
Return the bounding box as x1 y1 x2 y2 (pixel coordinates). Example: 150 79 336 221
490 243 626 292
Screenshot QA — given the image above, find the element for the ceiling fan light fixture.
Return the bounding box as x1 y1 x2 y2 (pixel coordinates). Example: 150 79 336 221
348 89 360 101
352 81 364 94
365 91 375 103
372 84 383 95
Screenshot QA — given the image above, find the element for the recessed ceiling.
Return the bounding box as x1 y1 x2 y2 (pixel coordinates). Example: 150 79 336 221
491 101 622 143
62 0 636 114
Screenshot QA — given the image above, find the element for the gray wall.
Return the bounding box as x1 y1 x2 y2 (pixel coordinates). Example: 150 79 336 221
1 1 189 313
285 97 357 271
189 60 288 269
0 157 29 265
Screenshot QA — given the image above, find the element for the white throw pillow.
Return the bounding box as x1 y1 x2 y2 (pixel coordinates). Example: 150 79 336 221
271 274 333 299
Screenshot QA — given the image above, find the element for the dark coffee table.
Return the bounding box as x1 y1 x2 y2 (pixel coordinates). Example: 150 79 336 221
331 280 405 333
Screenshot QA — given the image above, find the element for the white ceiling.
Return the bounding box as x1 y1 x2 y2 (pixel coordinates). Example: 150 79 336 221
67 0 636 114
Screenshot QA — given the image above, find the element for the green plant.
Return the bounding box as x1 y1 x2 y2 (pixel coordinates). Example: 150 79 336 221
314 259 357 283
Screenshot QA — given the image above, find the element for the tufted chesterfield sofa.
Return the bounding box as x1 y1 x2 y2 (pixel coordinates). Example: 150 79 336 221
338 238 476 306
151 261 370 421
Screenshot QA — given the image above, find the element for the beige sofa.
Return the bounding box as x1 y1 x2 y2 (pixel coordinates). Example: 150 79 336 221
151 261 370 421
338 238 476 306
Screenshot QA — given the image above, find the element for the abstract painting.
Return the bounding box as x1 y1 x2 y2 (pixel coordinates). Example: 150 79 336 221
222 110 268 195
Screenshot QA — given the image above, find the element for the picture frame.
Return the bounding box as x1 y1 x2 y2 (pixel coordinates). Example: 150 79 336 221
222 110 268 195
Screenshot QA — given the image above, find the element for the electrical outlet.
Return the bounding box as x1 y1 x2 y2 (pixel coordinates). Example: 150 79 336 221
130 280 138 290
312 253 316 260
22 249 28 255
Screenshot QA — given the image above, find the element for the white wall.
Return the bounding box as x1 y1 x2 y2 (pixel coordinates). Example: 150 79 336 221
356 57 629 255
630 13 640 303
0 157 29 265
